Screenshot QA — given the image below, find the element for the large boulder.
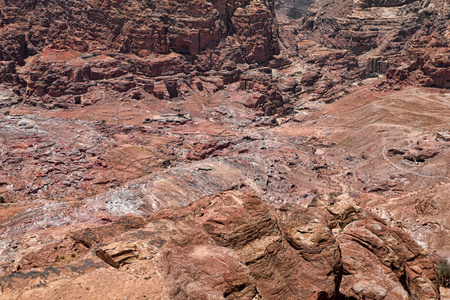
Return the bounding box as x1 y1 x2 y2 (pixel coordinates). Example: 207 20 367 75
0 191 440 299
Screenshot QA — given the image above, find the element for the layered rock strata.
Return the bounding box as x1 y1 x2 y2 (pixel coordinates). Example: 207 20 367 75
0 0 293 114
300 0 450 88
0 191 441 299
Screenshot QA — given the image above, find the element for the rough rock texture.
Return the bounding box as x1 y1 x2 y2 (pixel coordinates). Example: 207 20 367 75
0 0 279 60
339 219 439 300
299 87 450 259
0 0 449 298
387 27 450 88
0 191 441 299
0 0 293 114
0 113 184 201
300 0 450 86
1 84 448 265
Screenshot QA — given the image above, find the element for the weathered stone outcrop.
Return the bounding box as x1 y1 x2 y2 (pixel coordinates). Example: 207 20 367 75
5 0 446 116
0 191 440 299
387 27 450 88
300 0 450 83
338 219 440 299
0 0 448 298
0 0 291 114
0 0 278 60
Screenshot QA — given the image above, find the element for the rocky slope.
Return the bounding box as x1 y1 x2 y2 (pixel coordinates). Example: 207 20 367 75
301 0 450 87
386 27 450 88
0 191 441 299
0 84 448 299
0 0 291 114
0 0 449 298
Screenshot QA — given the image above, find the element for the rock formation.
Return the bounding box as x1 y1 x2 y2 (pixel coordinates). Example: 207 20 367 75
301 0 450 87
0 191 441 299
0 0 292 114
387 28 450 88
0 0 448 298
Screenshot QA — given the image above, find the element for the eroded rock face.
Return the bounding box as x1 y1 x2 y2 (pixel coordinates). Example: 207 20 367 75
338 219 439 300
0 191 441 299
0 0 288 113
301 0 450 83
0 0 278 60
0 0 448 298
387 28 450 88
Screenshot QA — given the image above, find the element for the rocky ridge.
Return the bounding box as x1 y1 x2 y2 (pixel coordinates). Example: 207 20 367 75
1 84 448 298
0 0 449 298
0 0 296 115
0 191 441 299
300 0 450 87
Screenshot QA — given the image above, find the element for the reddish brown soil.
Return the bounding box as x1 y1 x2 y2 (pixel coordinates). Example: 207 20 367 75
0 0 449 298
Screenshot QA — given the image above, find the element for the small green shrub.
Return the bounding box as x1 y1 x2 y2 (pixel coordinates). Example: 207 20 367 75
71 253 76 258
366 73 380 78
162 159 172 169
438 259 450 287
0 196 5 203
